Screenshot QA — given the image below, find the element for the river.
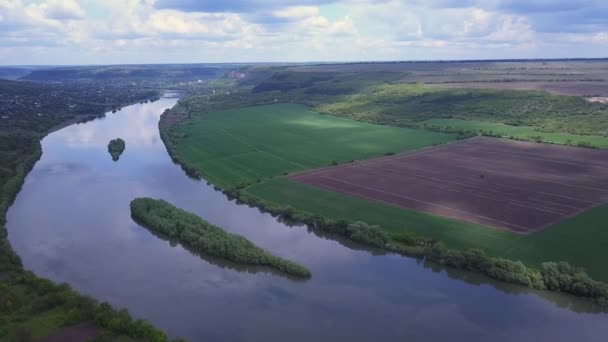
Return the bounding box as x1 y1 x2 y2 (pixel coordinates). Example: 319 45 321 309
6 94 608 341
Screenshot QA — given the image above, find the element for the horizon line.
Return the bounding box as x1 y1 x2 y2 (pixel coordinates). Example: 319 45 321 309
2 56 608 68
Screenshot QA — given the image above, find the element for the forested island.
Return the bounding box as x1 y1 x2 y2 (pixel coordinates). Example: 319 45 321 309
108 138 126 161
130 198 311 278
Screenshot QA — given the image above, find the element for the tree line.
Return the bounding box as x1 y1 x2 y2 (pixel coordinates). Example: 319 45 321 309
224 190 608 306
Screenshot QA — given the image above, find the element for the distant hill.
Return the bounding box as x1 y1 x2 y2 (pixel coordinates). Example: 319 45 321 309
0 67 33 80
20 65 227 81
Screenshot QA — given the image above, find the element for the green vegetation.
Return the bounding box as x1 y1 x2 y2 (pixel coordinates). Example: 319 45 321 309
346 221 390 248
160 64 608 302
251 70 403 95
162 96 608 284
316 83 608 140
427 245 608 305
0 79 159 132
0 274 172 341
108 138 126 161
166 103 458 188
130 197 311 278
176 68 608 147
503 205 608 281
423 118 608 147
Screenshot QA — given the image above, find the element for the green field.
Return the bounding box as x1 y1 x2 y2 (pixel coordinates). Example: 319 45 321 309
503 205 608 281
170 103 458 188
166 102 608 282
423 118 608 147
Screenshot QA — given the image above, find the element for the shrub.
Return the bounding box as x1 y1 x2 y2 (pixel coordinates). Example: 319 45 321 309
541 262 608 302
346 221 389 248
389 231 417 246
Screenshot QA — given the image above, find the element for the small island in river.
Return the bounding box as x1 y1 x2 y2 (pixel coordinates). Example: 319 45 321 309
108 138 125 161
130 197 312 278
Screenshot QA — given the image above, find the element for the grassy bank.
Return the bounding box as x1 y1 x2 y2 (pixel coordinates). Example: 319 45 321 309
130 198 311 278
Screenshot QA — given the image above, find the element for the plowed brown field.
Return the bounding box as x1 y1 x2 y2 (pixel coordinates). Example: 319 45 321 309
291 137 608 234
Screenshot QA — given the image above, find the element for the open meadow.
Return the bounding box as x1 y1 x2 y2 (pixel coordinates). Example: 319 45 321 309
169 103 459 188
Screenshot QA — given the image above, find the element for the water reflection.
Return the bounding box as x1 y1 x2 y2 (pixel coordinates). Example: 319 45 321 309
137 218 310 283
6 95 608 342
422 260 608 314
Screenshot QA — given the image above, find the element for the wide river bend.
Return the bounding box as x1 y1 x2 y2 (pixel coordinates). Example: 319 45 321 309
7 95 608 341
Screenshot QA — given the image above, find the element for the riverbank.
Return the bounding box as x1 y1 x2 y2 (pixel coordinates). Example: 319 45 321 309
45 93 162 135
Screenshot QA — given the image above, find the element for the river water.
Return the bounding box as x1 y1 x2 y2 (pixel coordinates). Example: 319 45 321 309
6 95 608 341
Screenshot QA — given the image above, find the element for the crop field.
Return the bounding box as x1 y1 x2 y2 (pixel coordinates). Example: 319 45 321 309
170 103 458 188
169 101 608 281
422 118 608 147
245 177 520 252
166 62 608 282
290 137 608 234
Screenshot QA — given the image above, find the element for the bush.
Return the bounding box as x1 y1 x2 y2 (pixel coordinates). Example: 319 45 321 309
389 231 417 246
541 262 608 302
427 245 545 289
346 221 389 248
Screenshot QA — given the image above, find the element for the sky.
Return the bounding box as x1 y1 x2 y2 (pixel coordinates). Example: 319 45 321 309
0 0 607 65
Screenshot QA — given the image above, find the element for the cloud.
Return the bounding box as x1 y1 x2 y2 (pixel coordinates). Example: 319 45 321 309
422 0 608 33
38 0 85 20
154 0 336 13
0 0 606 65
495 0 596 14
